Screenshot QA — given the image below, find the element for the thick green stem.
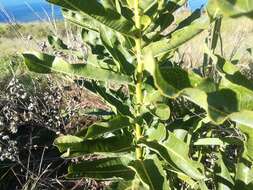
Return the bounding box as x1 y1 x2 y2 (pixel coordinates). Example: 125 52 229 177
134 0 143 160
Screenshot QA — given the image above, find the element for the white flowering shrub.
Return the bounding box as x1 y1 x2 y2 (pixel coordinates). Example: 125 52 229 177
0 73 86 189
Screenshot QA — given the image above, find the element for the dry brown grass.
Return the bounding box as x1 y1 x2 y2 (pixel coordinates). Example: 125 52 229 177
0 21 68 57
179 15 253 70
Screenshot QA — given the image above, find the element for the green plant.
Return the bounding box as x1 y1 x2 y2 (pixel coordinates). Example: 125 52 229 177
23 0 253 189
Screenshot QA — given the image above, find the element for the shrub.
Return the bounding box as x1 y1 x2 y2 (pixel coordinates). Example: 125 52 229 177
23 0 253 189
0 72 79 189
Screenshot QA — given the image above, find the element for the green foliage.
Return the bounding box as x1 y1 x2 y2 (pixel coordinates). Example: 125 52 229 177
23 52 132 84
68 157 135 180
129 156 169 190
207 0 253 19
23 0 253 189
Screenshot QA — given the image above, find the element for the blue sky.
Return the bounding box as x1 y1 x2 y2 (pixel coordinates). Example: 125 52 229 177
0 0 42 6
189 0 207 10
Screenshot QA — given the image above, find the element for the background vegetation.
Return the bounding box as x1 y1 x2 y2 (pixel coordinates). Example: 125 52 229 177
0 20 107 189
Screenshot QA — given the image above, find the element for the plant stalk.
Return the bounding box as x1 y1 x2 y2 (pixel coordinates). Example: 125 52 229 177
134 0 143 160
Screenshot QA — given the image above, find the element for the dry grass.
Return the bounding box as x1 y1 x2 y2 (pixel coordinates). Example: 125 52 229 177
0 22 67 56
179 15 253 69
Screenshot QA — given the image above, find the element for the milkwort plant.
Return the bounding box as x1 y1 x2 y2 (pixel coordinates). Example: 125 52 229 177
23 0 253 189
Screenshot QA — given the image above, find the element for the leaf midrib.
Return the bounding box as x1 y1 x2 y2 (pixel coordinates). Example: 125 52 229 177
142 140 204 180
24 53 131 84
75 169 131 174
140 161 155 190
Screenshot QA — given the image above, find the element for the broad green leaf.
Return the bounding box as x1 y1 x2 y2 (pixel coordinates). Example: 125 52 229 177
144 53 206 103
218 66 253 112
125 0 134 9
207 0 253 19
235 161 253 187
229 111 253 128
101 0 120 10
217 60 253 126
216 60 253 111
74 80 133 117
140 0 158 17
140 15 152 30
139 136 205 180
87 53 118 72
108 178 148 190
173 128 188 142
170 0 187 6
143 16 209 58
198 180 209 190
62 9 100 32
77 116 132 139
90 81 133 116
47 0 139 37
145 53 253 125
194 138 224 146
145 123 166 142
215 154 234 190
54 135 83 152
143 84 164 105
100 27 135 75
201 53 253 126
144 12 174 38
129 156 170 190
144 54 216 96
23 52 132 84
238 125 253 160
68 157 135 180
151 103 171 121
143 94 171 120
54 135 133 157
126 0 158 17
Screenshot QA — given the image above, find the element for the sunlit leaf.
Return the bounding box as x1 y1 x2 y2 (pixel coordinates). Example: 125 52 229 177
143 16 209 58
23 52 132 84
145 123 166 142
194 138 224 146
129 156 170 190
100 27 135 75
215 154 234 189
68 157 135 180
139 135 205 180
145 53 253 125
77 116 132 139
54 135 134 157
47 0 139 37
235 161 253 188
